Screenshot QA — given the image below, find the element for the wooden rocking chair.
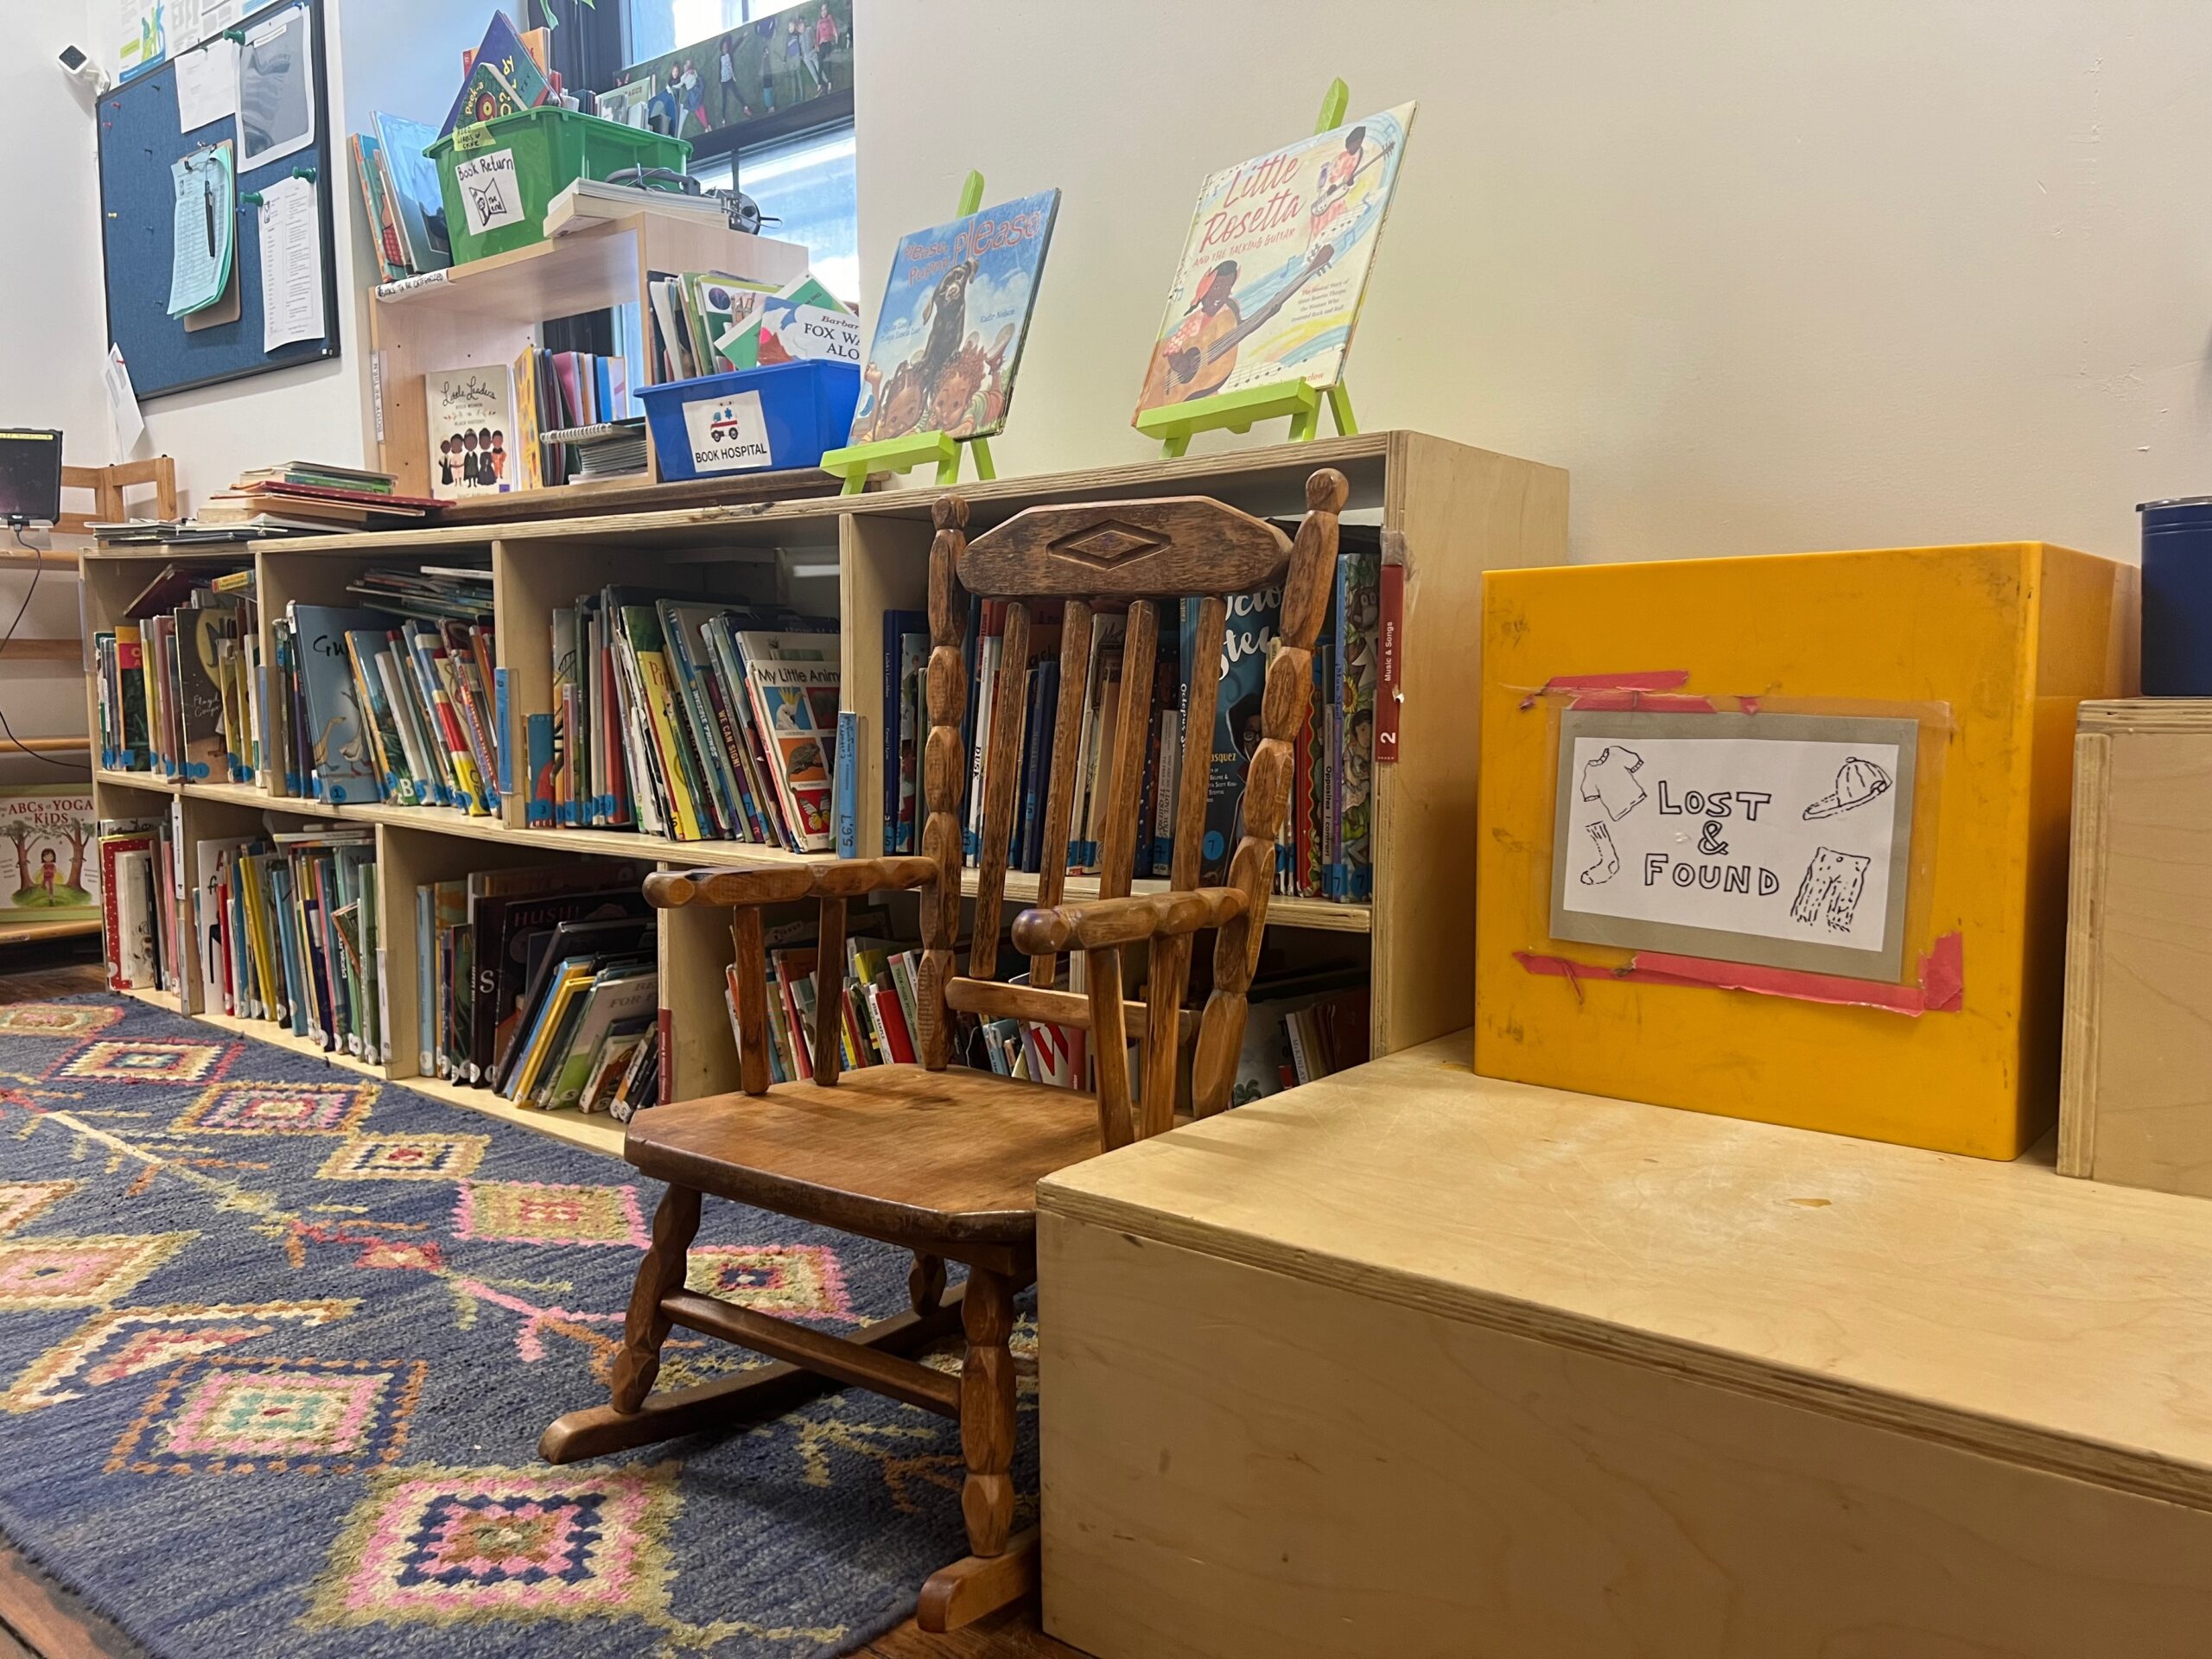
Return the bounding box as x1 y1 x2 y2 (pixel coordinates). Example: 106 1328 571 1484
540 467 1351 1630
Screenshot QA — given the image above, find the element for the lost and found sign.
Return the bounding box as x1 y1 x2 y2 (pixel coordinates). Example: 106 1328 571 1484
1549 710 1918 982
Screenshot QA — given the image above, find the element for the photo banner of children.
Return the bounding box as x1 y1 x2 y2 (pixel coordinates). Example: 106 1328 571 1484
613 1 851 143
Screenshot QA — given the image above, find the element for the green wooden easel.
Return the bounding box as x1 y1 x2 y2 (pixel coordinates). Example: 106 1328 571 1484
819 170 999 496
1135 79 1364 461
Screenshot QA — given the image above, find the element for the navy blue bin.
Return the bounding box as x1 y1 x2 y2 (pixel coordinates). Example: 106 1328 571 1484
637 359 861 481
2139 496 2212 696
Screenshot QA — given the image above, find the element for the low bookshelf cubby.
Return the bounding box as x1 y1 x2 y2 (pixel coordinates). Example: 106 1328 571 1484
84 432 1565 1141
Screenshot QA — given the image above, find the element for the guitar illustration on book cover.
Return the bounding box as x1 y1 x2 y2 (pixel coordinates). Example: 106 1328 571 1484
1135 104 1414 419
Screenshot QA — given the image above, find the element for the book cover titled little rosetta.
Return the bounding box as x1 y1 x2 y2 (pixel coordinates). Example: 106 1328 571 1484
1136 102 1415 419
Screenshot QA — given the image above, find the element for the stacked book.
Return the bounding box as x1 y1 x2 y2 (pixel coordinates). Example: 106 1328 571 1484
908 525 1382 904
92 563 258 782
540 419 648 481
272 574 502 812
412 860 656 1114
201 461 440 532
535 591 839 850
196 828 385 1061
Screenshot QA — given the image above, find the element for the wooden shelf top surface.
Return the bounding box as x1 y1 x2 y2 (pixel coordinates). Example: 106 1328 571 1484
90 772 1365 930
1040 1030 2212 1512
369 218 808 321
76 431 1460 560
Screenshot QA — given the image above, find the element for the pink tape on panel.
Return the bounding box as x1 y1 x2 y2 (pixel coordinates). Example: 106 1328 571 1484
1514 932 1965 1017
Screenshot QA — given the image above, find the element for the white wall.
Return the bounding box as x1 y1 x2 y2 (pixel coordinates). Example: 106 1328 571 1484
0 5 113 767
855 0 2212 565
0 0 474 767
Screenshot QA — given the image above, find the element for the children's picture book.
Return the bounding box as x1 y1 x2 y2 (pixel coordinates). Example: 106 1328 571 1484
747 661 842 852
440 12 551 137
425 365 517 499
0 788 98 924
372 111 451 270
1182 586 1282 884
1135 103 1416 418
849 188 1061 445
289 604 393 804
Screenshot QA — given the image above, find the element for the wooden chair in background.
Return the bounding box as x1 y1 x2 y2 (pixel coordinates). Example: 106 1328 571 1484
540 467 1351 1630
56 456 179 539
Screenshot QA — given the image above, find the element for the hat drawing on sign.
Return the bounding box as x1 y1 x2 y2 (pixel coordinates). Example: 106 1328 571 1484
1802 756 1892 821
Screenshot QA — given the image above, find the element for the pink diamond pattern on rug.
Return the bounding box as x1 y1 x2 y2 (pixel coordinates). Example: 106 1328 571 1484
0 1300 357 1413
108 1356 426 1475
0 1233 195 1311
0 1180 79 1237
684 1245 853 1319
0 1003 120 1039
172 1080 378 1135
60 1039 233 1084
308 1460 681 1629
452 1182 647 1248
318 1134 487 1182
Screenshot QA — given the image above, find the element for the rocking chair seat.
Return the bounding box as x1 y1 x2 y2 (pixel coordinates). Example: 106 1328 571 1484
624 1065 1103 1247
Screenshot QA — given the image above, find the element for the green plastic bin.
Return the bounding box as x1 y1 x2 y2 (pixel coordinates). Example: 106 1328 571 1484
427 107 691 264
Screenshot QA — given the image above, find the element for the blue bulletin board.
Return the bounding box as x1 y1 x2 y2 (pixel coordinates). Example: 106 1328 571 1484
97 0 341 400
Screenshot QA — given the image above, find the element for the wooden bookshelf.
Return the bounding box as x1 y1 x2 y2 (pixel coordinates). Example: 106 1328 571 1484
367 213 810 498
84 432 1566 1128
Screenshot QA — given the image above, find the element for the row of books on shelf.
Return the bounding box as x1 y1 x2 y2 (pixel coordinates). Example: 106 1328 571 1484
415 861 659 1116
879 525 1382 902
536 592 840 851
721 910 1371 1107
94 564 506 817
647 269 859 383
102 818 387 1065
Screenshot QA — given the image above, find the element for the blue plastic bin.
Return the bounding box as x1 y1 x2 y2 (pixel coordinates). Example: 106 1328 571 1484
637 360 861 480
2139 496 2212 696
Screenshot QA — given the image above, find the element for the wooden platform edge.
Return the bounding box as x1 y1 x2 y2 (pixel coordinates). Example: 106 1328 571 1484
2057 728 2110 1179
0 1539 139 1659
1034 1188 2212 1517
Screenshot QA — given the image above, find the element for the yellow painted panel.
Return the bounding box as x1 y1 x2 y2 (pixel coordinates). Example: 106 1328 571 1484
1475 543 2133 1160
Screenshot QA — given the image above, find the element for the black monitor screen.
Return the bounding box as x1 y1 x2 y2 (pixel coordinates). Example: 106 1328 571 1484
0 430 63 524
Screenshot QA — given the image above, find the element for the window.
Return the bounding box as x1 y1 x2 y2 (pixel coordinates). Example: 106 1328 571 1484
624 0 811 74
618 0 860 308
691 124 859 305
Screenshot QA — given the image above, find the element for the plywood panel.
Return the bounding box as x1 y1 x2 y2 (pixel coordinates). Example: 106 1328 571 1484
1376 431 1566 1053
2060 702 2212 1197
1038 1033 2212 1510
1041 1217 2212 1659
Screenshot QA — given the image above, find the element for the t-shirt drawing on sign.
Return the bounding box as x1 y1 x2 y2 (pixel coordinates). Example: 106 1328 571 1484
1579 745 1645 820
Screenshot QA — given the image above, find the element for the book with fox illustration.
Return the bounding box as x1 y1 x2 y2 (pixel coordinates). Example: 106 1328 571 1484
1135 102 1415 418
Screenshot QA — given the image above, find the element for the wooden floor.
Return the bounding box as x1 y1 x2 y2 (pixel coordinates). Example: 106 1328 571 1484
0 944 1085 1659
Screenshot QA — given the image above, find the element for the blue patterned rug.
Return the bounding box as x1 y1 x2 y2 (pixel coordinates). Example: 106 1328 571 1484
0 995 1036 1657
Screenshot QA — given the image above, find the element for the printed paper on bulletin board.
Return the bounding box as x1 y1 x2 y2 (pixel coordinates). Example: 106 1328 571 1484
1550 709 1918 982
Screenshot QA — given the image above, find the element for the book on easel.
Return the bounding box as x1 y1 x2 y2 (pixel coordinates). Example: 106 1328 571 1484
1135 100 1415 420
847 188 1060 448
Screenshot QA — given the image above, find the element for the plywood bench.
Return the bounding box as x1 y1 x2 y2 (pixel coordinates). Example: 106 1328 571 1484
1038 1032 2212 1659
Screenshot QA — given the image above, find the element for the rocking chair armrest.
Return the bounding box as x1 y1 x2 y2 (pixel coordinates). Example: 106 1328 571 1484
1009 887 1248 956
645 856 942 911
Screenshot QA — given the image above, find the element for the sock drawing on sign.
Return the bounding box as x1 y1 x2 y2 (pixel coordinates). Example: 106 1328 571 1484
1789 846 1871 934
1578 745 1646 821
1578 820 1620 886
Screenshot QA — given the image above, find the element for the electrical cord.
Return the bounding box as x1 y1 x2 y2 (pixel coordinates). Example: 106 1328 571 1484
0 524 90 769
